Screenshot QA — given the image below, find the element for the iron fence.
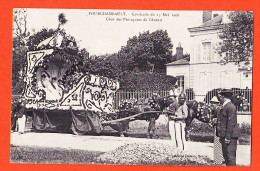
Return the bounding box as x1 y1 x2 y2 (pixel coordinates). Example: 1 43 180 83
11 88 252 113
114 89 252 112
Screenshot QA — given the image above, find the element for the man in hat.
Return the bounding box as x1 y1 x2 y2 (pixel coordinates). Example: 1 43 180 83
217 89 239 166
168 92 188 151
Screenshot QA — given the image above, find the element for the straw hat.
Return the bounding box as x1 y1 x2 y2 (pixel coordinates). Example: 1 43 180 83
169 89 176 97
210 96 220 103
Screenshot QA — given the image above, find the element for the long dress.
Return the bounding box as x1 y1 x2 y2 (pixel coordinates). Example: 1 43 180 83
213 121 224 165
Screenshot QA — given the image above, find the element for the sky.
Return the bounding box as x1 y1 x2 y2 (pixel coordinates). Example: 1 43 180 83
21 9 225 56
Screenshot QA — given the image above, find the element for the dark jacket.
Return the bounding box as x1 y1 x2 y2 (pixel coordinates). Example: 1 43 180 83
216 101 240 140
15 104 27 118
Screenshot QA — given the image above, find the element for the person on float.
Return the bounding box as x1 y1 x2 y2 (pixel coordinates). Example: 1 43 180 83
50 77 63 100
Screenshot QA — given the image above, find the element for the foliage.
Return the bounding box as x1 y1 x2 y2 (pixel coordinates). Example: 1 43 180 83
13 9 30 40
82 53 120 79
119 71 177 91
12 9 30 94
218 11 253 64
189 120 213 134
11 146 103 164
239 123 251 135
119 30 173 72
58 13 68 29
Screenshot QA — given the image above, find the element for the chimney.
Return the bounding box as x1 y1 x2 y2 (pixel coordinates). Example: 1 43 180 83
203 11 212 23
176 43 183 61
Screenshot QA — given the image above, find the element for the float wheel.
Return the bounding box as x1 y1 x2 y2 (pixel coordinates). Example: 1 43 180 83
71 122 87 135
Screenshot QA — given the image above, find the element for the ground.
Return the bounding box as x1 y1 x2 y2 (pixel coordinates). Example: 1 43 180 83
10 116 251 165
10 131 251 165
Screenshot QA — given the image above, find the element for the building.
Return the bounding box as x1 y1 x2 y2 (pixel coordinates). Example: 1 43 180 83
166 11 252 101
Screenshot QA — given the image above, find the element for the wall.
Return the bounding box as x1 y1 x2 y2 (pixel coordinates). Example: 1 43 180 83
166 64 190 90
189 26 252 97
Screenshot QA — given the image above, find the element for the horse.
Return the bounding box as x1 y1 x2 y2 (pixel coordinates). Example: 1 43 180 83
115 90 248 139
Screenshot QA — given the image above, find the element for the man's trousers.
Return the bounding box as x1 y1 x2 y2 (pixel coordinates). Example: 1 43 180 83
220 137 238 166
169 120 187 151
17 115 26 133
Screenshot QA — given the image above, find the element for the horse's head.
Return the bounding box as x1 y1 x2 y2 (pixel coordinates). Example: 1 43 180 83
185 100 199 126
152 96 173 110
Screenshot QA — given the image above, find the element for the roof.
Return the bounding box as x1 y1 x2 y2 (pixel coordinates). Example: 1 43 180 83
166 57 190 66
199 14 223 27
188 14 224 32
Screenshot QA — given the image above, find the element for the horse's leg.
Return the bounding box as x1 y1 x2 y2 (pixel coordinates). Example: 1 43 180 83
122 120 130 137
185 117 194 141
147 118 152 138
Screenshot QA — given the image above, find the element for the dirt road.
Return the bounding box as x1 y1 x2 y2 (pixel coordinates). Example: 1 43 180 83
10 132 251 166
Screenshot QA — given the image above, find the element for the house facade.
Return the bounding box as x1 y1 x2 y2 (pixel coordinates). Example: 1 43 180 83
166 11 252 101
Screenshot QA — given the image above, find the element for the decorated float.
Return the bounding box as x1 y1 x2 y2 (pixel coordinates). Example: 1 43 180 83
22 31 123 135
22 31 168 135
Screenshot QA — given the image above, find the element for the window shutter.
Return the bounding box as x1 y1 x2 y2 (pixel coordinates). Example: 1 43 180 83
206 72 212 91
184 75 188 90
197 43 201 63
211 42 215 62
199 72 205 91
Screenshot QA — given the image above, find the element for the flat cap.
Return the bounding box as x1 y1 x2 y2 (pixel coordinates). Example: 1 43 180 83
218 89 233 98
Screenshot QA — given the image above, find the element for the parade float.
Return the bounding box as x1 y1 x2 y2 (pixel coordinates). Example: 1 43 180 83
22 31 122 135
21 31 167 135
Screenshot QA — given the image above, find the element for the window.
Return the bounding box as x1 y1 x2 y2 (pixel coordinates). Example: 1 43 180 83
176 75 185 92
196 43 201 62
199 72 212 91
220 71 233 88
202 42 211 61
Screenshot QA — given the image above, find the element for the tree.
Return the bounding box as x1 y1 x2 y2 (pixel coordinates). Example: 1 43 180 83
218 11 253 64
58 13 68 29
12 12 73 94
12 9 30 94
119 30 173 72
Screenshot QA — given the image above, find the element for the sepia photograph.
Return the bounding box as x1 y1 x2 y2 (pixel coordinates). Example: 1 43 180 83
10 9 252 166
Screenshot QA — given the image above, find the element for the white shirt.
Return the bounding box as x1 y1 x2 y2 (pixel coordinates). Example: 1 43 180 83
223 99 231 107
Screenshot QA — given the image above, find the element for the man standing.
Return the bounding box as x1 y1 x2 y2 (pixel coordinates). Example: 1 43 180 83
15 100 27 134
146 93 161 138
168 92 188 151
217 89 240 166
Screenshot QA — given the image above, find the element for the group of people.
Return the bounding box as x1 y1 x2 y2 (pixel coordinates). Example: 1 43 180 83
148 88 239 166
37 72 64 101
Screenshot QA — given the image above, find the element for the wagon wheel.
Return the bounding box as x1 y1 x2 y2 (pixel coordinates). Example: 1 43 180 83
71 122 87 135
